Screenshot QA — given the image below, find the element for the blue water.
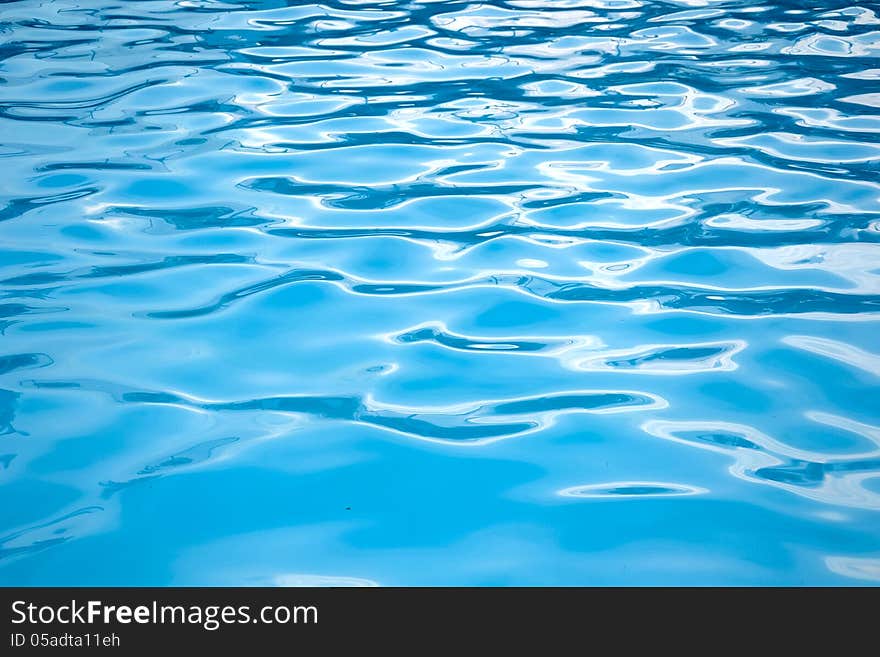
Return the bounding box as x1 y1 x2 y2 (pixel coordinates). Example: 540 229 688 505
1 0 879 586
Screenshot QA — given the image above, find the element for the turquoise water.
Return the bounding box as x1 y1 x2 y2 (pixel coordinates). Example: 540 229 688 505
1 0 879 586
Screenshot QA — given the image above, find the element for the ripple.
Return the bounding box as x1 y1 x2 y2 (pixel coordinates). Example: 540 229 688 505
272 574 379 587
0 506 103 563
643 418 880 510
782 335 880 377
27 379 666 446
99 436 240 498
568 340 744 374
825 556 880 583
387 321 595 356
558 481 706 498
139 266 880 320
0 352 53 375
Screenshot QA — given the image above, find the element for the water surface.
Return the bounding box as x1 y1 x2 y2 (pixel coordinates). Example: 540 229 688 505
1 0 880 585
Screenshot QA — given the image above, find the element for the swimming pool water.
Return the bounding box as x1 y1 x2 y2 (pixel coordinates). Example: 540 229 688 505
1 0 879 585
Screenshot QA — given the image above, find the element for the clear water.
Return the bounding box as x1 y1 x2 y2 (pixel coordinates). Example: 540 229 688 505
1 0 879 586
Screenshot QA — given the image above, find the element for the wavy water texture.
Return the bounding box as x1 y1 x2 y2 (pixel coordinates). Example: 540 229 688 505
0 0 879 586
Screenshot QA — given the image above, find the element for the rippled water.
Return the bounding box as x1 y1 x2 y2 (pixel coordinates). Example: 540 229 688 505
1 0 879 586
